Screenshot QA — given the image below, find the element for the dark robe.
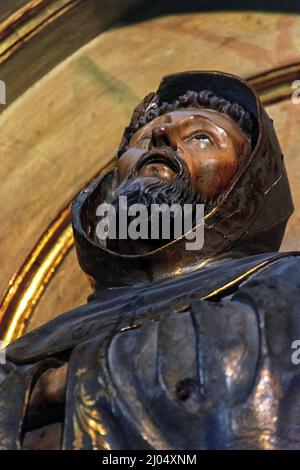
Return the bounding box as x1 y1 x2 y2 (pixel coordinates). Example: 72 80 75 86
1 252 300 449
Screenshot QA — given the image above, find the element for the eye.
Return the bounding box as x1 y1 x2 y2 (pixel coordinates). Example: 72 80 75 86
139 134 152 144
133 135 151 149
193 133 212 144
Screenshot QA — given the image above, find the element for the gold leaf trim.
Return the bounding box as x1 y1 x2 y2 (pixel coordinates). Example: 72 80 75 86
0 0 82 65
72 383 111 450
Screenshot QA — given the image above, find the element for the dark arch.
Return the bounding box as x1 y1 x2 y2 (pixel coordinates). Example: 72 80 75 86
122 0 300 25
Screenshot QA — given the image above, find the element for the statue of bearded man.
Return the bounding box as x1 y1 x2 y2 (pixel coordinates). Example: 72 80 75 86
0 71 299 450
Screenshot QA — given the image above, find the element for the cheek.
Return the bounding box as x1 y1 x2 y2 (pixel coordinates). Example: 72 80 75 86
176 143 196 176
192 146 238 198
118 149 145 182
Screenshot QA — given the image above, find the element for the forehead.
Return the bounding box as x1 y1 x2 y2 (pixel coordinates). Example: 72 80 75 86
131 108 246 143
145 108 224 126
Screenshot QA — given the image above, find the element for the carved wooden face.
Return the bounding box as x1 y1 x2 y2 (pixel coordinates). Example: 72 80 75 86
118 108 251 200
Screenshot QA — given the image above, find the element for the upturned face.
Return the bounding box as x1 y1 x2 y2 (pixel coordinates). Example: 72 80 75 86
103 108 252 254
118 108 251 200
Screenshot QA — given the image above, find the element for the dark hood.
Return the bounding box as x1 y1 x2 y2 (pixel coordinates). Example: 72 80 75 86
72 71 294 290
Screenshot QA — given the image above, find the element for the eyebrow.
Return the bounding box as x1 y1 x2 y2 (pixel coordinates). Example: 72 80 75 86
181 114 216 127
134 113 228 142
163 114 172 124
179 114 229 135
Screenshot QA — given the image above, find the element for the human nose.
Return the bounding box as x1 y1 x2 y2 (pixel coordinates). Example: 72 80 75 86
150 126 172 149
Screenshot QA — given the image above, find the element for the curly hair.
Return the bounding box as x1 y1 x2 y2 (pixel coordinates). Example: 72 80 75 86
118 89 256 157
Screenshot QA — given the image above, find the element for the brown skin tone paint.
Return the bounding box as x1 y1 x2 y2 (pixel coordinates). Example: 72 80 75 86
118 109 252 200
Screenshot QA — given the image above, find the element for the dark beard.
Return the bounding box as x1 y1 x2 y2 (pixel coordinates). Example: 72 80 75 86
106 151 209 254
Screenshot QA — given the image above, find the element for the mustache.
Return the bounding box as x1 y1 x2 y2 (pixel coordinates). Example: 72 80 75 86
103 150 213 252
131 148 184 179
113 149 214 212
116 149 196 205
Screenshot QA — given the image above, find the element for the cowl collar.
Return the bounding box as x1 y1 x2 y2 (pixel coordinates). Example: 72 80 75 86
72 71 293 289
